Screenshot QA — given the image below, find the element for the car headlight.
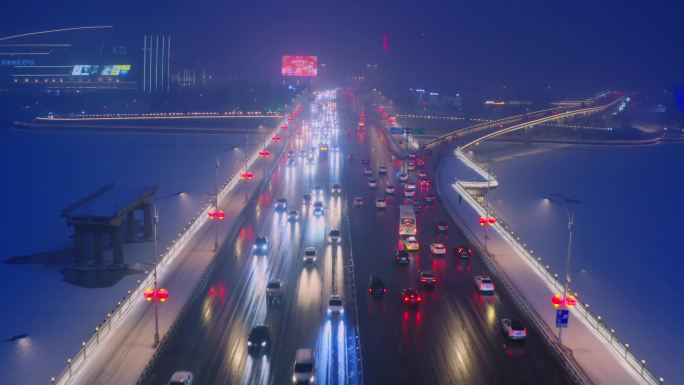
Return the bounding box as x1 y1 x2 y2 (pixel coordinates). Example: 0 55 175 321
247 341 252 346
292 375 297 383
310 375 315 383
261 341 267 347
327 308 331 314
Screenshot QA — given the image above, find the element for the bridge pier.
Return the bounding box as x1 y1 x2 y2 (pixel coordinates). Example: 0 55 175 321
73 228 86 266
524 127 533 148
93 230 105 266
111 227 125 267
126 212 136 242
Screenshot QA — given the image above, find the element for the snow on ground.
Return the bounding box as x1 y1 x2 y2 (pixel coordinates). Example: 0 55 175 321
0 126 259 384
470 141 684 383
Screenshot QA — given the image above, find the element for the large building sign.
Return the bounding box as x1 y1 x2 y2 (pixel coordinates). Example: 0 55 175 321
282 55 318 77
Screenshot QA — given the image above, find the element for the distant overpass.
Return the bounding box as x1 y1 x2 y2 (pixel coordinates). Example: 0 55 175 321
424 91 625 150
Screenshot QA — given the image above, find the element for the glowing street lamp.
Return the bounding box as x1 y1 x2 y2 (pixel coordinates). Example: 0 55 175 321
479 216 496 226
208 210 225 220
143 287 170 303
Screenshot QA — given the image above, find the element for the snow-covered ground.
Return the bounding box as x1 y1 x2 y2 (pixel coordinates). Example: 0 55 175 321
474 141 684 383
0 126 259 384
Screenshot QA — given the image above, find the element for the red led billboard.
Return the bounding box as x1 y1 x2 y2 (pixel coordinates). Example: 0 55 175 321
282 56 318 77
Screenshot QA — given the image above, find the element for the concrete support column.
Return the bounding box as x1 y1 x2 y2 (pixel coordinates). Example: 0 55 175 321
126 212 136 242
74 227 86 266
93 230 104 266
111 227 125 266
143 203 153 240
524 126 533 148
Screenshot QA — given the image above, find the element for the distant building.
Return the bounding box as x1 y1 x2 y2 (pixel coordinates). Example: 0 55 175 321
409 88 462 109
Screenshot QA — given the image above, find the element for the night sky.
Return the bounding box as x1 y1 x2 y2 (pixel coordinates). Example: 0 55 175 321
2 0 683 95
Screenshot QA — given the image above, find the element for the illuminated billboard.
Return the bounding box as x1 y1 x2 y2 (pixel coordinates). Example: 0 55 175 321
101 64 131 76
282 56 318 77
72 65 100 76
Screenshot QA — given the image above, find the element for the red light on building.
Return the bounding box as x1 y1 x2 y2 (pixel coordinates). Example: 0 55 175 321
382 112 389 118
287 117 294 121
387 119 395 123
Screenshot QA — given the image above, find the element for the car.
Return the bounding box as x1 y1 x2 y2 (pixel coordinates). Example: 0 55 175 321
474 275 495 293
419 179 429 188
303 193 312 203
385 184 395 194
363 167 373 176
425 193 436 203
501 319 527 340
375 198 387 208
413 203 422 214
419 271 437 287
332 184 341 194
287 150 296 158
247 325 271 354
331 145 339 152
327 295 344 315
299 150 306 158
417 158 425 166
395 250 410 264
455 246 473 258
361 158 370 164
168 371 194 385
404 190 416 198
368 178 377 188
430 242 446 255
293 348 316 384
398 173 408 182
287 158 296 166
306 157 315 165
435 221 448 232
401 288 421 306
328 229 341 243
417 170 428 179
378 166 388 175
313 201 324 216
313 185 324 195
407 164 416 172
368 276 387 297
254 236 269 254
275 198 287 211
303 247 317 264
405 182 417 191
266 279 282 298
404 236 419 251
353 196 364 206
408 153 417 159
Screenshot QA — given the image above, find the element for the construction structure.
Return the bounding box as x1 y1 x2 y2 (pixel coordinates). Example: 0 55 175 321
62 183 157 268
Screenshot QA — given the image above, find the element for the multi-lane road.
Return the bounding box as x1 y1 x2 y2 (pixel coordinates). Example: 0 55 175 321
142 89 572 385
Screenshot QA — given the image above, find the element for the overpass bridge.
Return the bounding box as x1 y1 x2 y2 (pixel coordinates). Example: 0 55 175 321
424 91 625 150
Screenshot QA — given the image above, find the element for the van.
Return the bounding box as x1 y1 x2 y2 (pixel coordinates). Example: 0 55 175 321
168 371 193 385
292 348 315 384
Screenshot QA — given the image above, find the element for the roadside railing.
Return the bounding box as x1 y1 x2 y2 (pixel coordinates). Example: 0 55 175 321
342 195 364 385
50 105 298 385
451 179 665 385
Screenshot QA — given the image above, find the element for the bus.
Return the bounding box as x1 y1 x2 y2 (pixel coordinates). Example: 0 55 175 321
399 205 417 235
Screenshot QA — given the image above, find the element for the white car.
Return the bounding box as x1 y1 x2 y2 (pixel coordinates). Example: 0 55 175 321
405 236 419 251
430 242 446 255
364 167 373 176
378 166 388 175
375 198 387 208
385 184 395 194
501 318 527 340
275 198 287 211
313 201 324 216
303 247 317 264
353 196 364 206
368 179 377 188
404 190 416 198
168 371 194 385
328 230 341 243
332 184 341 194
405 182 417 191
327 295 344 315
474 275 495 293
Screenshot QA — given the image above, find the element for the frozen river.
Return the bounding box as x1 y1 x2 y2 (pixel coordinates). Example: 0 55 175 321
478 142 684 383
0 126 260 383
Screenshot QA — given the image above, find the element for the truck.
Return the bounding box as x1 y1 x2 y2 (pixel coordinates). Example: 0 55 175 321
399 205 417 236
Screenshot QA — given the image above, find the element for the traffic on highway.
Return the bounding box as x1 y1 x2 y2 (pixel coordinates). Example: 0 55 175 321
141 89 573 385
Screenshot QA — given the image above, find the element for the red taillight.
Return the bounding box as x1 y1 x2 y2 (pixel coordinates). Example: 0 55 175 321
384 288 387 292
421 279 426 282
508 330 515 336
368 288 372 293
403 297 409 302
417 297 422 301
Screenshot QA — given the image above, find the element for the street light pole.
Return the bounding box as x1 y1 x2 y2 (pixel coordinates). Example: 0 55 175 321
152 191 184 348
214 148 220 251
